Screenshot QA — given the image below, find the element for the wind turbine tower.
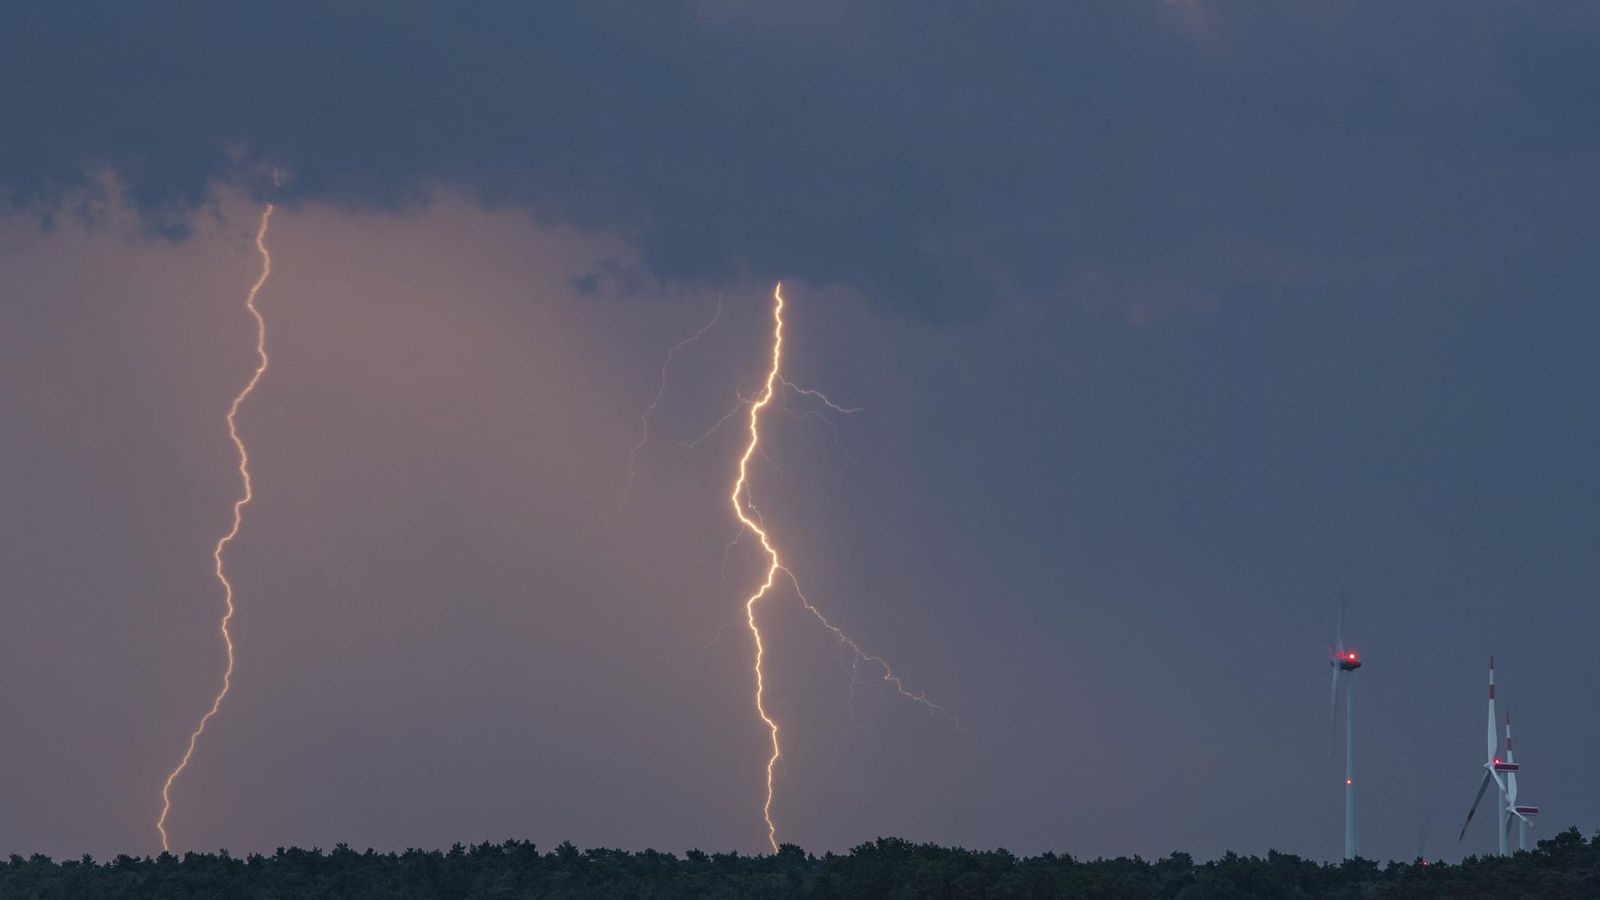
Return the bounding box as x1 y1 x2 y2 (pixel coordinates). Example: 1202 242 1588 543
1329 601 1362 860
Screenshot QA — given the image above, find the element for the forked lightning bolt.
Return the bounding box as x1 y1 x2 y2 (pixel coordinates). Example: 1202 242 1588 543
156 204 275 851
731 283 953 852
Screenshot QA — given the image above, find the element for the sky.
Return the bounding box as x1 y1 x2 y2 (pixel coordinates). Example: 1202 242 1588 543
1 0 1597 864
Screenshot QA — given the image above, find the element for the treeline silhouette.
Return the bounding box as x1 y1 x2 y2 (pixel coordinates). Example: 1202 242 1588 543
4 828 1599 898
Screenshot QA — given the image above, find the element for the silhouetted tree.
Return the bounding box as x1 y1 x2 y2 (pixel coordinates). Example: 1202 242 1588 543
4 828 1600 898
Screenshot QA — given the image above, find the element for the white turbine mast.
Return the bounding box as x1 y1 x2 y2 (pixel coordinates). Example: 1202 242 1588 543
1328 590 1362 860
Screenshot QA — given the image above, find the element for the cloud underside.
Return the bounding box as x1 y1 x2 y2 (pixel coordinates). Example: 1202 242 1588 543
3 1 1596 314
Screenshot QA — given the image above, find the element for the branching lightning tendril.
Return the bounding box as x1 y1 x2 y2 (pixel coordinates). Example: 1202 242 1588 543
779 378 864 415
156 204 275 852
784 569 958 728
683 379 854 452
679 391 752 449
617 295 723 506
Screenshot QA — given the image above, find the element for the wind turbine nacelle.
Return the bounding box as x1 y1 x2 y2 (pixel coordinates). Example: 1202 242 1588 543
1333 651 1362 671
1491 761 1521 773
1514 806 1540 816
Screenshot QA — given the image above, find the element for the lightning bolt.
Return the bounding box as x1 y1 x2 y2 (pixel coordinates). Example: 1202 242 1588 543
729 285 787 852
616 295 723 507
730 283 953 853
156 203 274 852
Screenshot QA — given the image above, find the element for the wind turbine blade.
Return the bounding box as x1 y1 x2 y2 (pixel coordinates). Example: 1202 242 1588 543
1334 576 1349 654
1459 770 1494 841
1504 712 1517 804
1486 658 1498 763
1324 577 1346 760
1504 807 1534 842
1326 575 1349 760
1415 784 1437 862
1328 667 1342 757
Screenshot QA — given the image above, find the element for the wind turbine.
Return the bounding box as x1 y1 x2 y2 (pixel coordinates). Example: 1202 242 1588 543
1328 595 1362 860
1458 657 1533 855
1503 712 1539 851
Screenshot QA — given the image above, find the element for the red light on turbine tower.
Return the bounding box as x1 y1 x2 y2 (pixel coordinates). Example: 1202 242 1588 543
1347 652 1358 661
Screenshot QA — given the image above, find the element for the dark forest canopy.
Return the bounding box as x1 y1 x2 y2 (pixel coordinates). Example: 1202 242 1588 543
4 829 1600 899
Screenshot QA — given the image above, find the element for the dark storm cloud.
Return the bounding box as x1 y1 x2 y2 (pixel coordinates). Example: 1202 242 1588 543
5 2 1600 864
3 1 1596 313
